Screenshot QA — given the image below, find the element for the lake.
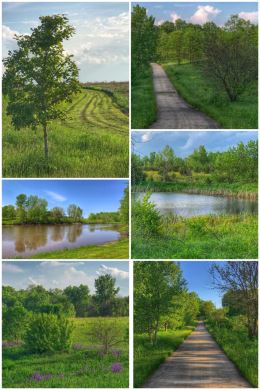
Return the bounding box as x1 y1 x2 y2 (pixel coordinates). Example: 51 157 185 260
2 224 122 258
135 192 258 217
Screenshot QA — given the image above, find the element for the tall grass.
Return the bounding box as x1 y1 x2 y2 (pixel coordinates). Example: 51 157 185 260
3 317 129 388
134 329 193 388
164 63 257 129
206 321 258 387
132 213 258 259
3 86 129 178
131 66 156 129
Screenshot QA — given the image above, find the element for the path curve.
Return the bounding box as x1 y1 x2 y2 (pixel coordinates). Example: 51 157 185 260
143 322 251 388
150 63 219 129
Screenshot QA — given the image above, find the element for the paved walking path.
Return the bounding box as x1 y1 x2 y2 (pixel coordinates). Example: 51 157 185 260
149 63 219 129
143 322 251 388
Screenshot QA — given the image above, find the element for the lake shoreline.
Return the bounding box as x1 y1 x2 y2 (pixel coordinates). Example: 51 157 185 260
132 184 258 200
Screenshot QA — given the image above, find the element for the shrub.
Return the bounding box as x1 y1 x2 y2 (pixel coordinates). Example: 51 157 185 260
25 313 73 353
132 193 161 236
88 320 125 354
3 302 30 341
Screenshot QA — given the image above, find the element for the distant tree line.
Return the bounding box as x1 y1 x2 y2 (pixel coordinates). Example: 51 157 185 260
3 185 129 226
2 194 83 224
3 273 129 342
132 5 258 101
132 140 258 184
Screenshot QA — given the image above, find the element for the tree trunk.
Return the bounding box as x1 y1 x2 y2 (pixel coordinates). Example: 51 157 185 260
43 123 49 159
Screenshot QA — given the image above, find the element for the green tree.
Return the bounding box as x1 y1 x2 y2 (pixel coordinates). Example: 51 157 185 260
16 194 27 223
119 185 129 225
63 284 90 317
2 205 16 220
94 274 119 316
67 204 83 222
3 15 80 158
50 207 65 222
210 261 258 338
134 261 186 344
3 301 29 341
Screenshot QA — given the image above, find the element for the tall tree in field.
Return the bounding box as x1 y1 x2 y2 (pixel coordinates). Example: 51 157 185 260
119 185 129 226
3 15 80 159
210 261 258 338
94 274 119 316
134 261 186 345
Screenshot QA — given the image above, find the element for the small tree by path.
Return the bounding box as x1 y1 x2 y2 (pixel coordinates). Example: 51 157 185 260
3 14 80 159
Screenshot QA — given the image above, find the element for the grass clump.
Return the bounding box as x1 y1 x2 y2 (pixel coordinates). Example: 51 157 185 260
134 329 193 387
163 63 257 129
131 66 156 129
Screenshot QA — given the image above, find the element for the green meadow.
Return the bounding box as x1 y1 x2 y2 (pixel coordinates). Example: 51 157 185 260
3 83 129 178
3 317 129 388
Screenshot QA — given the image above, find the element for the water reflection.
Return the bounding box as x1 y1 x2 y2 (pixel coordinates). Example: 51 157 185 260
2 224 121 259
135 192 258 218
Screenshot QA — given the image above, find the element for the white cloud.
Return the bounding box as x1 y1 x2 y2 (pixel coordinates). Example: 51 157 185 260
238 11 258 24
171 11 182 23
141 132 153 142
2 263 24 273
97 264 129 280
2 25 19 40
190 5 221 25
45 191 66 202
156 20 165 26
28 276 38 285
40 261 84 267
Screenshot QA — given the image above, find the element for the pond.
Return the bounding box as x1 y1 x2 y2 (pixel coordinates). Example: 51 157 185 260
2 223 122 258
135 192 258 218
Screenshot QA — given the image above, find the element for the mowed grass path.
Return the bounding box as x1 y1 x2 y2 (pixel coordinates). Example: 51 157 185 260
3 87 129 178
3 317 129 388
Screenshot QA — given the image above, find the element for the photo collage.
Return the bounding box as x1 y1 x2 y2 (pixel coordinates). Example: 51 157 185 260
1 0 259 389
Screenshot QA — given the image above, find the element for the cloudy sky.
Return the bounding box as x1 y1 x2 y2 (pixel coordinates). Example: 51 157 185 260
3 2 129 82
3 180 128 218
3 261 129 296
133 2 258 25
132 131 258 157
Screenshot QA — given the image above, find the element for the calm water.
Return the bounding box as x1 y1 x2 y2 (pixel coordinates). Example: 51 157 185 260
2 224 121 258
135 192 258 217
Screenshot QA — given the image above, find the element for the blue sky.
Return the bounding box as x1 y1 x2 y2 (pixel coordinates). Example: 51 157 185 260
179 261 225 308
3 180 128 218
3 261 129 296
2 2 129 82
133 2 258 25
132 131 258 158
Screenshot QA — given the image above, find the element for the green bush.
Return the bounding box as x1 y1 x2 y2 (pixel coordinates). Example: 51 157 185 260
3 302 30 341
25 313 73 353
132 193 161 236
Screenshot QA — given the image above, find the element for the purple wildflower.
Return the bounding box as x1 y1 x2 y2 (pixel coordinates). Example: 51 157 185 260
111 363 122 373
31 372 54 382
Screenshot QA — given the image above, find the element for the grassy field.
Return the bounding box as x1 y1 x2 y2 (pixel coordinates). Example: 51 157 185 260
29 238 129 259
3 83 129 178
134 328 193 387
3 317 129 388
206 320 258 387
131 66 156 129
163 63 258 129
132 214 258 259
